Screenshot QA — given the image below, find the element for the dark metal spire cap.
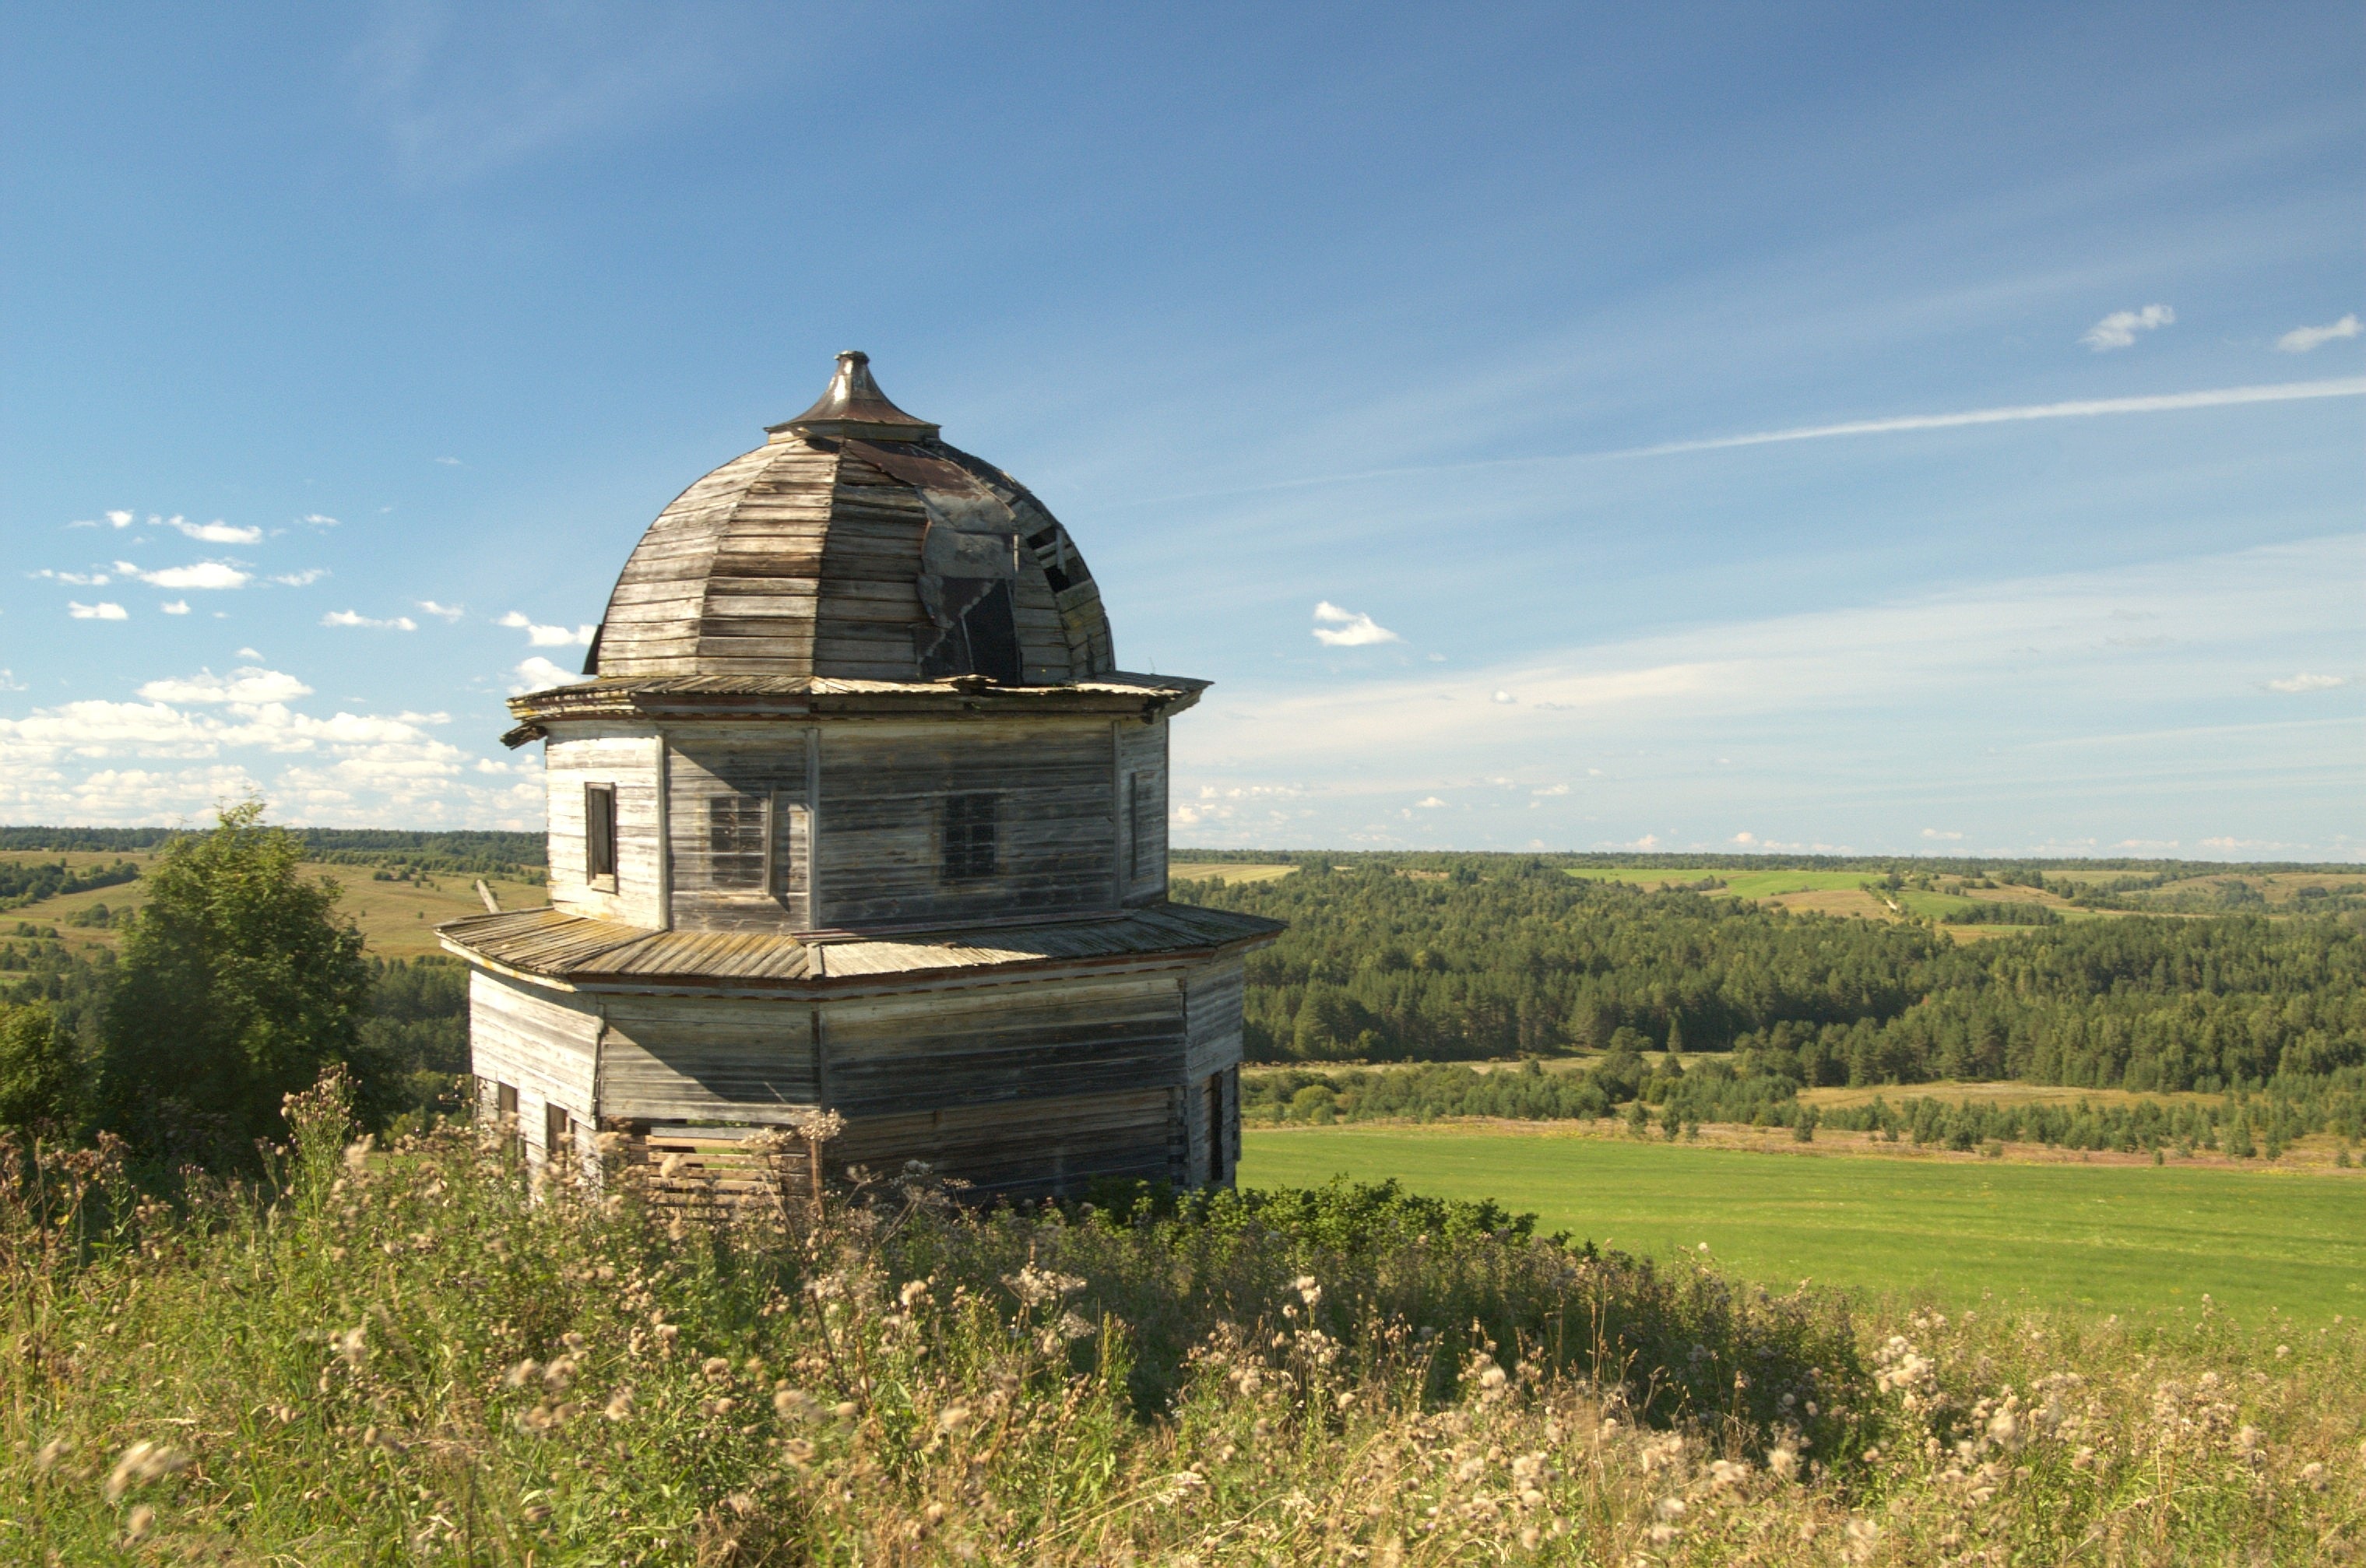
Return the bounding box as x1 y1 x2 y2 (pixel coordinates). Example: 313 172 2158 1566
769 350 941 442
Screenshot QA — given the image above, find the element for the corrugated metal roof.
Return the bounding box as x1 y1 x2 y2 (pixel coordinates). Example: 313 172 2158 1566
439 902 1281 990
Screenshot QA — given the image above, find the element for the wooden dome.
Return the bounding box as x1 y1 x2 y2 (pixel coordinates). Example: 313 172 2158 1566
587 351 1116 686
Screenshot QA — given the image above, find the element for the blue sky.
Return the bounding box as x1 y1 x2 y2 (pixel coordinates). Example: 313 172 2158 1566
2 2 2359 858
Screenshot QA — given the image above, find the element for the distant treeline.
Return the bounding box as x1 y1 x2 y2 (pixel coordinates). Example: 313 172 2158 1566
0 858 139 912
1178 857 2365 1094
1246 1060 2364 1156
1176 847 2363 877
0 826 544 879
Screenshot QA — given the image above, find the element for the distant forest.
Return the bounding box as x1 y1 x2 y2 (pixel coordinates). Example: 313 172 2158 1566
1175 856 2364 1094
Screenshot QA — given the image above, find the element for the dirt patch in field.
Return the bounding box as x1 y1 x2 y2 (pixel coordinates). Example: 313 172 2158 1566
1767 888 1898 920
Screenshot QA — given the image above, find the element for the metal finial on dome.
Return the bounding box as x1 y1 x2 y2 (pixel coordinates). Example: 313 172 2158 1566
768 350 941 443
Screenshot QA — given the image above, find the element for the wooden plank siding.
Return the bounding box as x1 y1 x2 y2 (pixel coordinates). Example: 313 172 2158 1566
827 1088 1176 1200
666 733 814 930
599 994 817 1124
817 972 1187 1120
814 719 1120 930
546 730 665 927
1183 957 1246 1085
468 973 601 1166
1116 717 1168 905
582 433 1115 687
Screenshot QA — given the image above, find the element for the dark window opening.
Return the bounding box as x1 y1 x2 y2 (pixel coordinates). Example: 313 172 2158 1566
943 793 998 881
545 1102 574 1163
1205 1076 1225 1183
584 784 617 884
707 792 768 888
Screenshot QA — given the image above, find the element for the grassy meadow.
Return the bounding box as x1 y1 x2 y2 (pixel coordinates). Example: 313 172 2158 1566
0 849 547 959
6 1082 2364 1564
1242 1125 2366 1323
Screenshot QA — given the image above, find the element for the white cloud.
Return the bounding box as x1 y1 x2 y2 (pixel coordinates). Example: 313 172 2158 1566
417 599 466 621
160 600 191 615
1491 690 1516 704
68 601 128 621
511 655 589 693
1731 831 1756 845
1414 796 1447 808
0 670 25 692
1921 828 1964 841
500 610 594 646
136 561 252 591
139 666 316 705
300 513 339 527
269 568 329 587
171 517 263 545
2080 304 2174 351
322 610 420 631
1310 601 1400 647
235 647 263 660
2277 315 2361 353
1533 783 1569 796
36 569 111 585
2264 672 2348 693
69 509 139 530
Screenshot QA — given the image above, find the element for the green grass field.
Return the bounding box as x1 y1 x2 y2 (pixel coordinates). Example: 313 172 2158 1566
1563 866 1881 898
1241 1125 2366 1322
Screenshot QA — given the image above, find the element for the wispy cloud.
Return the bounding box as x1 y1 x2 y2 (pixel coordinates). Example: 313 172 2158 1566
68 601 128 621
269 569 330 587
300 513 340 527
68 509 139 530
2079 304 2174 351
1311 601 1400 647
1921 828 1964 841
2264 672 2350 693
171 517 263 545
139 666 315 705
2277 314 2361 353
511 655 589 694
1127 379 2366 505
35 568 111 585
160 600 190 615
417 599 466 621
322 610 419 631
119 561 252 591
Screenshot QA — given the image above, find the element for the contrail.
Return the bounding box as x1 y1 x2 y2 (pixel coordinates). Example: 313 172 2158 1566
1617 377 2366 458
1120 376 2366 506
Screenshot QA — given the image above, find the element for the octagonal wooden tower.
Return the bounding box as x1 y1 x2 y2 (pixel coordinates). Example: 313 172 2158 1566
440 352 1281 1198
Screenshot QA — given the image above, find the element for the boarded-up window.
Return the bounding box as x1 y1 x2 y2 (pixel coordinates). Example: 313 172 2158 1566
774 797 811 907
584 785 617 884
1130 770 1157 883
495 1081 522 1160
707 791 768 888
943 793 998 881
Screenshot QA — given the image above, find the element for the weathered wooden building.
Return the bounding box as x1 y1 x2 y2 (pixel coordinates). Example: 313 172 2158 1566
440 351 1281 1197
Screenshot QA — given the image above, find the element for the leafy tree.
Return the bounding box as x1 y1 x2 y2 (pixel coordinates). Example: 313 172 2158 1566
0 1001 78 1135
102 802 373 1155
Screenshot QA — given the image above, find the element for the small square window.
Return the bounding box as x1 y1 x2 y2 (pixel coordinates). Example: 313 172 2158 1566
943 793 998 881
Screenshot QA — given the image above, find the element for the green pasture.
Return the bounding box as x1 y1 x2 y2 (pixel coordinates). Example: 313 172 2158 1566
1240 1126 2366 1322
1564 867 1879 898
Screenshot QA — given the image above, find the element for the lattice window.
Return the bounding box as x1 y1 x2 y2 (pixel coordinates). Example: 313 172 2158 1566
942 793 998 881
706 792 769 888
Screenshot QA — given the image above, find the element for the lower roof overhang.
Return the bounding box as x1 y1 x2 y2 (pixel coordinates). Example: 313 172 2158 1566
438 902 1283 1000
